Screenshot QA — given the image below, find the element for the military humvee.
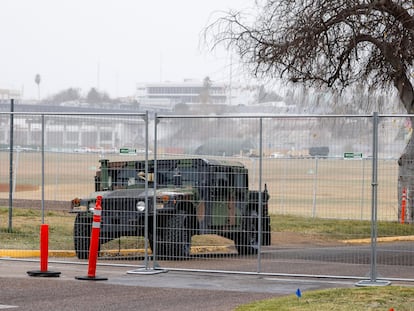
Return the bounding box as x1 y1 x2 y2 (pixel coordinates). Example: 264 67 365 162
71 158 271 259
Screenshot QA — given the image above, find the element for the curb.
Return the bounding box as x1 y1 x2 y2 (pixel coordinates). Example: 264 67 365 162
0 246 233 259
341 235 414 244
0 250 76 258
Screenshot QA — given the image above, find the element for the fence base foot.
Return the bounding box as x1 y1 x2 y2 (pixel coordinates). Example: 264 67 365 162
355 280 391 287
27 270 61 277
127 268 168 275
75 275 108 281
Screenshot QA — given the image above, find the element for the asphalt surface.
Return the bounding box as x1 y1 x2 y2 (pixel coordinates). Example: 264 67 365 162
0 259 356 311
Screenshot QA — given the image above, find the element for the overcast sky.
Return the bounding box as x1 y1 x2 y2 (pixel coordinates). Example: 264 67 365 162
1 0 254 100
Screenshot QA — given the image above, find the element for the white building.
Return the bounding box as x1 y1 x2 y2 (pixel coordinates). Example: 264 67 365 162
136 80 228 107
0 88 21 100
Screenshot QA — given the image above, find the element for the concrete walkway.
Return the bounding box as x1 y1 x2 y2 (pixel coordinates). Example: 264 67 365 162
0 259 356 311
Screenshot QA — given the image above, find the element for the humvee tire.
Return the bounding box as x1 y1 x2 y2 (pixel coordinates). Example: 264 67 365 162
74 213 93 259
235 211 259 255
152 211 192 260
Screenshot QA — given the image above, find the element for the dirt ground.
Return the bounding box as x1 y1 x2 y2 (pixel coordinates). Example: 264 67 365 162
270 231 340 247
0 152 400 220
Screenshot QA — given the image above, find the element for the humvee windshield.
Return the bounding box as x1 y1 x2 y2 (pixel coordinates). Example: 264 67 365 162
100 158 248 192
156 159 248 191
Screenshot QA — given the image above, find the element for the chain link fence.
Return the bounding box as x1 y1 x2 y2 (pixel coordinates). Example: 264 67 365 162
1 109 414 282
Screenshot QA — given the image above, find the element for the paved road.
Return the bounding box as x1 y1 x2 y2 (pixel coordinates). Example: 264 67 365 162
263 241 414 266
0 259 355 311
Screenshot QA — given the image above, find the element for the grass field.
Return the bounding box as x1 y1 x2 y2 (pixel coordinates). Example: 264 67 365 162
2 207 414 251
235 286 414 311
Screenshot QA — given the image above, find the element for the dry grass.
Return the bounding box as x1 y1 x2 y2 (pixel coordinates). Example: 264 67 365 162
0 152 399 221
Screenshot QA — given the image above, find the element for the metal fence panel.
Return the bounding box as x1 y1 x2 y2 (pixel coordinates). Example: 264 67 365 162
0 112 148 262
153 116 263 272
376 116 414 280
1 110 414 282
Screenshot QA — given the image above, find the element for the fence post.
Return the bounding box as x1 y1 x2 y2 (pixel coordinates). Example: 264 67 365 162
127 112 167 275
312 157 319 218
257 118 263 273
8 99 14 231
27 116 61 277
356 112 391 287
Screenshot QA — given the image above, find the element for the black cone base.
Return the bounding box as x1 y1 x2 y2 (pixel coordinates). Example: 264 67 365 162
27 270 61 277
75 275 108 281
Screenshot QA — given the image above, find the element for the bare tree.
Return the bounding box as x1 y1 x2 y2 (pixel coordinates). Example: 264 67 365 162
86 87 111 104
49 88 81 103
206 0 414 221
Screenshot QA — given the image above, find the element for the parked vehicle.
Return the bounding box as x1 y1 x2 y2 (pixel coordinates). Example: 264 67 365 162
309 146 329 157
70 158 271 259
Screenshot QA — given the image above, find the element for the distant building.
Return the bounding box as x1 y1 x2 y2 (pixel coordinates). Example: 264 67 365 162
136 80 228 106
0 88 21 100
0 114 145 151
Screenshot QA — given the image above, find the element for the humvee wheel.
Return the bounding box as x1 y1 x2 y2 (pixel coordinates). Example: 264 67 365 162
155 211 192 260
74 213 93 259
235 211 259 255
